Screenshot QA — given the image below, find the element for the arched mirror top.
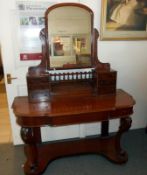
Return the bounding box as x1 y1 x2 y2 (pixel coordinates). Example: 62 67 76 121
45 3 94 69
26 3 115 103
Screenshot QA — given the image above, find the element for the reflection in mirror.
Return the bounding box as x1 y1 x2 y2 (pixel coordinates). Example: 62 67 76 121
48 6 92 68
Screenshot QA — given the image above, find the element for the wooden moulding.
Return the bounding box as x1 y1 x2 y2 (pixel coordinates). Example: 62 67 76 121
20 116 132 175
26 3 116 103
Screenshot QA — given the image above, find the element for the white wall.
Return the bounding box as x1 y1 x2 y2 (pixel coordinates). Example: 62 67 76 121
93 0 147 129
0 0 147 134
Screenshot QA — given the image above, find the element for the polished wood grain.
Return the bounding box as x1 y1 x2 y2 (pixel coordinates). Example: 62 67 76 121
12 3 136 175
26 3 116 103
21 116 132 175
13 89 135 127
12 89 135 175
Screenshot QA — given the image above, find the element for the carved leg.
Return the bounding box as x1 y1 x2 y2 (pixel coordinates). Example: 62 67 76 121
20 117 132 174
21 127 42 175
100 116 132 163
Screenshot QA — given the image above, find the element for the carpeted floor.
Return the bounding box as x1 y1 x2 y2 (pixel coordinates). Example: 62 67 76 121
0 129 147 175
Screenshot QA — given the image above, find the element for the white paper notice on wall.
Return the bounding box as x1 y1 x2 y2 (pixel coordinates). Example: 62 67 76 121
16 1 56 61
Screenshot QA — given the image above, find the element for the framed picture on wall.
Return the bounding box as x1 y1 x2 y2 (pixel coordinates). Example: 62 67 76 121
100 0 147 40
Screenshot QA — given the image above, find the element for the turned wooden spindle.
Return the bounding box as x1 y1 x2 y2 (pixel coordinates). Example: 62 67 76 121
76 72 78 80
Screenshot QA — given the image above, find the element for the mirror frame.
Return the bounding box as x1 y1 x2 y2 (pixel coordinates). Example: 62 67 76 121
44 3 94 70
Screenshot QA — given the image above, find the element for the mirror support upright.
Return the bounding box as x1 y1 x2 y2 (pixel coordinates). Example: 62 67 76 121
26 3 117 102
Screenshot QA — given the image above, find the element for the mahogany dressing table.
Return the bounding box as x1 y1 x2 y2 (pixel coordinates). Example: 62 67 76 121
12 3 135 175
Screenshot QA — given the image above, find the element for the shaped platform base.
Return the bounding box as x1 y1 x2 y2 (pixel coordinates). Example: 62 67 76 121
21 117 132 175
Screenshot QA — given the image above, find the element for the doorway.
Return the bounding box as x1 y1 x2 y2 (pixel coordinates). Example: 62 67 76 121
0 51 12 143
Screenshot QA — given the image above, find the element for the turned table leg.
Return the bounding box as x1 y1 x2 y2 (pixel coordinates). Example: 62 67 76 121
21 127 42 175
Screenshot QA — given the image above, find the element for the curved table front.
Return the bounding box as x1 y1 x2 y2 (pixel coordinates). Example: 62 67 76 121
12 89 135 175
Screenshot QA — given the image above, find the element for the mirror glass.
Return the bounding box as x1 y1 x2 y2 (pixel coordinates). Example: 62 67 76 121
48 6 92 68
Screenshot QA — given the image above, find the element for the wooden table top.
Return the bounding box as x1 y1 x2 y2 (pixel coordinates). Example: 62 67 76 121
12 89 135 127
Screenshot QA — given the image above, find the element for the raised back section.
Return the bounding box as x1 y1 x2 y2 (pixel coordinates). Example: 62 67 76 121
27 3 117 102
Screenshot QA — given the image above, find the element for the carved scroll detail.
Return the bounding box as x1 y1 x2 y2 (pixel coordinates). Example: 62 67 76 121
118 117 132 134
21 127 41 175
21 127 34 144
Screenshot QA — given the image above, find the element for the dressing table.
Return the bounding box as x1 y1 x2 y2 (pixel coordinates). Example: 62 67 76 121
12 3 135 175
